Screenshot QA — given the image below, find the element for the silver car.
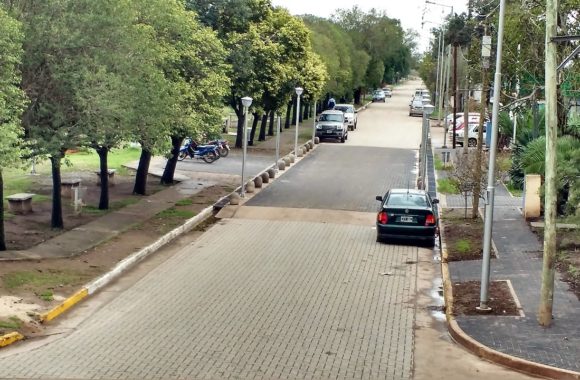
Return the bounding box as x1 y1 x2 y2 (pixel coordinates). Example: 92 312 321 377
315 110 348 143
334 104 357 130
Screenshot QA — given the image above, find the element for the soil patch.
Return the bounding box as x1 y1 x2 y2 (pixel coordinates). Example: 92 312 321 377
530 225 580 300
4 173 164 250
0 184 233 337
441 208 495 261
452 280 520 316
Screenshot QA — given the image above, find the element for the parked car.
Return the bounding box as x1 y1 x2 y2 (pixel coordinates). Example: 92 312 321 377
334 103 358 130
375 189 439 247
414 89 430 98
315 110 349 143
372 90 386 102
454 123 487 147
382 87 392 98
409 98 425 116
446 113 489 141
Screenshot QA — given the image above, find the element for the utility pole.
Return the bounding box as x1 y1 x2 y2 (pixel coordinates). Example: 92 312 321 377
478 0 506 312
443 44 452 148
452 45 458 148
538 0 558 327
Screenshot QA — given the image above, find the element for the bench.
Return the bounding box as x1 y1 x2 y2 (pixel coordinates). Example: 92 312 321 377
6 193 35 214
95 169 116 186
61 178 82 198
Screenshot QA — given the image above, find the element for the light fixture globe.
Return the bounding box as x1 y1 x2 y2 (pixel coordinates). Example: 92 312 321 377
295 87 304 96
423 104 435 115
241 96 253 108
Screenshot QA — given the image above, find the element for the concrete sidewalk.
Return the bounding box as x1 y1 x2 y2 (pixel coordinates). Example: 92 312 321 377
428 137 580 378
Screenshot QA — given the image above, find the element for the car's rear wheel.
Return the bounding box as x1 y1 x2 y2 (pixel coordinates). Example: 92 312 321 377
468 138 477 147
340 135 345 143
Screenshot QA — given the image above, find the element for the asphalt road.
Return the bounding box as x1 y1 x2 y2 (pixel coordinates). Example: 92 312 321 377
0 80 534 380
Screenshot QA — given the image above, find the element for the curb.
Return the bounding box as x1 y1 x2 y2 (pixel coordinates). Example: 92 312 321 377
1 139 318 348
440 215 580 380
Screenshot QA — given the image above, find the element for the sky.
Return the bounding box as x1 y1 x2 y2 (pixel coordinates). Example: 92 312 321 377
271 0 467 52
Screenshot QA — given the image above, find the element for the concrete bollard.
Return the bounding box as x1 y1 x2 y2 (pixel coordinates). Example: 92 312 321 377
289 154 295 163
314 137 320 144
229 192 240 205
267 168 276 178
261 172 270 183
283 156 291 166
254 175 263 188
278 160 286 170
297 148 304 157
308 141 314 149
303 144 310 152
245 180 255 193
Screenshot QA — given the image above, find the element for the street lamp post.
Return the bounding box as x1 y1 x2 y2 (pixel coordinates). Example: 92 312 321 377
479 0 507 312
275 114 281 172
294 87 303 158
420 104 435 190
240 96 253 198
311 100 317 144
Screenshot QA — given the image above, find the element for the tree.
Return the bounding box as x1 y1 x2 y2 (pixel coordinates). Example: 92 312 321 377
0 7 27 250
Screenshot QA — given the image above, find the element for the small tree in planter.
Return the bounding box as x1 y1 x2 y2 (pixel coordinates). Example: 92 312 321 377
450 151 488 219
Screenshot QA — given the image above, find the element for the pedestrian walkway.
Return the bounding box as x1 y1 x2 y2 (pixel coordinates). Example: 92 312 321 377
428 140 580 374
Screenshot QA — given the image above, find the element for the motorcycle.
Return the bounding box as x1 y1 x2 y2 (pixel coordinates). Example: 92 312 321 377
178 139 219 163
205 139 230 157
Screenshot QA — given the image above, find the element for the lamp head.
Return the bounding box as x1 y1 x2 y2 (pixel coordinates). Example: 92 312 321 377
424 104 435 115
241 96 253 108
295 87 304 96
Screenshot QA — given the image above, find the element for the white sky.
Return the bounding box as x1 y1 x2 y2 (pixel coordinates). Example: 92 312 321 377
271 0 468 52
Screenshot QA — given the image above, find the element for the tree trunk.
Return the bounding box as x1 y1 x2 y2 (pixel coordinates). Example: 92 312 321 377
0 170 5 251
97 147 110 210
303 102 309 121
235 107 244 148
268 111 275 136
472 66 488 218
161 136 183 185
133 148 152 195
291 95 297 125
258 112 268 141
299 101 304 122
452 44 458 148
285 100 292 129
50 155 64 229
354 88 362 105
249 112 259 146
463 83 470 155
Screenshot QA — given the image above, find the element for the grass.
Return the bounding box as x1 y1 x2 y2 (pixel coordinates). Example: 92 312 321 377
82 198 141 216
2 270 85 290
505 181 523 197
156 208 195 219
175 199 193 206
437 178 460 194
434 156 453 171
38 290 54 301
455 239 471 253
0 316 22 330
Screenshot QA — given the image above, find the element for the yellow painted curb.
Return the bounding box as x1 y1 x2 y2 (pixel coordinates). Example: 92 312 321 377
40 288 88 323
0 332 24 347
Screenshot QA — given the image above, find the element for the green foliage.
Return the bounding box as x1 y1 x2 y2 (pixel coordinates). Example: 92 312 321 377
0 316 22 330
437 178 460 194
156 208 196 219
38 290 54 301
455 239 471 254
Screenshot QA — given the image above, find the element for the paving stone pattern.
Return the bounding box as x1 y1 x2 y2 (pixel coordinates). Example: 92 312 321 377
0 219 418 379
246 145 416 213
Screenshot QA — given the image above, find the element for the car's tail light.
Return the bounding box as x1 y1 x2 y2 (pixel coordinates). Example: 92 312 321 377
377 211 388 224
425 214 436 226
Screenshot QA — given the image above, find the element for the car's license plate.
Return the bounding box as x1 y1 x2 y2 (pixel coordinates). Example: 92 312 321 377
400 216 413 223
326 130 333 134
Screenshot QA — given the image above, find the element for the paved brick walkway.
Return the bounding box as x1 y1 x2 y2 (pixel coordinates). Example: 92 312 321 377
0 219 418 379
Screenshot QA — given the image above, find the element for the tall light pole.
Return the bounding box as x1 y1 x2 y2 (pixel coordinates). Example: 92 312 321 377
240 96 252 198
294 87 303 157
311 100 317 143
478 0 506 312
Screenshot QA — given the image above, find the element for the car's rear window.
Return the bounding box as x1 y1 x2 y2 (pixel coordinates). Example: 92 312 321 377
319 114 343 122
386 193 429 207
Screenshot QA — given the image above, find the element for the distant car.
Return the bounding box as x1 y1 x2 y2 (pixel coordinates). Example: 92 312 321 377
409 98 425 116
372 90 386 102
382 87 392 98
315 110 348 143
414 89 430 98
454 123 488 147
375 189 439 247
